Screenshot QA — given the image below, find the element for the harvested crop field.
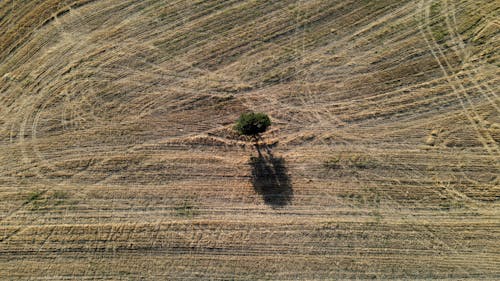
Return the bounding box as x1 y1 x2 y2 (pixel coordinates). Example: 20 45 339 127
0 0 499 280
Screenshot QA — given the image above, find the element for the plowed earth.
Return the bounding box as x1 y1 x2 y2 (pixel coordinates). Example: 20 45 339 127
0 0 499 279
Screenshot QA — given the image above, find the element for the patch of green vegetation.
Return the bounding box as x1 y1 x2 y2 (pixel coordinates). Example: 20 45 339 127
25 190 76 210
430 1 441 17
439 200 466 210
336 186 382 209
53 190 69 199
26 190 43 203
432 25 448 42
456 13 482 36
28 192 48 211
323 154 378 170
349 155 374 169
212 95 236 110
338 192 363 201
323 156 341 169
220 94 235 101
262 66 296 84
52 190 70 206
174 201 199 218
367 187 382 207
373 210 383 223
429 1 448 42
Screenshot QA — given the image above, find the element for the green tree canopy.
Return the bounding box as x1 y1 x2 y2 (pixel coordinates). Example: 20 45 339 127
235 112 271 136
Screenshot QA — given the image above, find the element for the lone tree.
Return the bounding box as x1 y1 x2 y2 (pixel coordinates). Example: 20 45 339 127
235 112 271 138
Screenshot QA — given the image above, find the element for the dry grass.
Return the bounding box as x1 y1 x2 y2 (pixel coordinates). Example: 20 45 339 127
0 0 499 279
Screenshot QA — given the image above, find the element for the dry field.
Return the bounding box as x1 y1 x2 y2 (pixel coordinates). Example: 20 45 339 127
0 0 499 280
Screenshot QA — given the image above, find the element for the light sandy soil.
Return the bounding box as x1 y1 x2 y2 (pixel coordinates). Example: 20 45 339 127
0 0 498 279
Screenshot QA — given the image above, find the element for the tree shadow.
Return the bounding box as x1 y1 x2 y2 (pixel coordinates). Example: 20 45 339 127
249 145 293 208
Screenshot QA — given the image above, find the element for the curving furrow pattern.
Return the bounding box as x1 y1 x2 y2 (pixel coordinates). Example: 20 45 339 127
0 0 499 280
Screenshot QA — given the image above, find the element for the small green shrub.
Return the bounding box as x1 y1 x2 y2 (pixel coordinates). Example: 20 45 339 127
323 156 341 169
324 154 377 170
26 190 43 203
235 112 271 136
53 190 68 199
174 201 198 217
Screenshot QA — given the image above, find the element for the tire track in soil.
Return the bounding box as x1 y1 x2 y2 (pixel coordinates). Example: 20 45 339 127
0 190 49 246
419 0 499 156
443 0 500 112
361 169 481 278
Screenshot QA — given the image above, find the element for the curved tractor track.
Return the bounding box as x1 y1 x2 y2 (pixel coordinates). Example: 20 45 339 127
0 0 499 280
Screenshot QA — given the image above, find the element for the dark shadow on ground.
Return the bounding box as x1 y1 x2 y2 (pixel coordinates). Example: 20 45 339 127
249 145 292 208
